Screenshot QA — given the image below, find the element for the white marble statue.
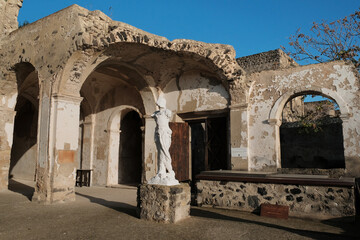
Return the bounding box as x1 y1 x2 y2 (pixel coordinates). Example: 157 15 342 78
148 92 179 186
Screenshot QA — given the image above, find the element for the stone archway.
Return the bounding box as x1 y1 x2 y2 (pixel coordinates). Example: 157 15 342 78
10 96 38 180
279 93 345 171
270 90 347 174
55 39 241 187
0 62 40 192
77 59 149 186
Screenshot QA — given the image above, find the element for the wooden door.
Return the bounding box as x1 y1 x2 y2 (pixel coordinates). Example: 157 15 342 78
169 122 190 182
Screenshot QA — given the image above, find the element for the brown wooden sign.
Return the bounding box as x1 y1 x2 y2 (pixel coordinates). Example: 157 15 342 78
260 203 289 219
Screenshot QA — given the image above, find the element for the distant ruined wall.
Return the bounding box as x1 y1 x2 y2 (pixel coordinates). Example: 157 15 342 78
0 0 23 38
237 49 298 74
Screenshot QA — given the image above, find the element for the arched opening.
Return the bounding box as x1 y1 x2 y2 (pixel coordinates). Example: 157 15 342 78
78 59 147 186
10 97 38 180
8 62 39 198
280 93 345 171
118 110 143 185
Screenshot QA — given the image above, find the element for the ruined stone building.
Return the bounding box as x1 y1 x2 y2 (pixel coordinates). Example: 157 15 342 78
1 1 359 218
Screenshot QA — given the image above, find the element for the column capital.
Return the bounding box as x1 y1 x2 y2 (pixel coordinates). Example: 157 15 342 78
339 113 351 122
230 103 248 110
268 118 282 126
52 94 83 105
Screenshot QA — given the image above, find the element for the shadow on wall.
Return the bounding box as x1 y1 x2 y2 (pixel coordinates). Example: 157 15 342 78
9 98 38 180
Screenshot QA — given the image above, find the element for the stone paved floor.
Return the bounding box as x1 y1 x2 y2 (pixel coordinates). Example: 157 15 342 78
0 179 359 240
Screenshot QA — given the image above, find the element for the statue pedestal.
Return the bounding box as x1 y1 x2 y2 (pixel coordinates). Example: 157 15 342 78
137 183 190 223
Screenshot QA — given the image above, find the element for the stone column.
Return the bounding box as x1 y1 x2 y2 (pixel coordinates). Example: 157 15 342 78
80 116 95 184
268 118 282 169
143 116 157 182
340 113 360 177
33 94 82 203
107 128 121 186
229 104 248 170
0 107 16 190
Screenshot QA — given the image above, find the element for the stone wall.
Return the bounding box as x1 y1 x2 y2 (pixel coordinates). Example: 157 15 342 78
236 49 298 74
196 180 355 219
247 61 360 176
137 183 190 223
280 122 345 169
0 0 23 38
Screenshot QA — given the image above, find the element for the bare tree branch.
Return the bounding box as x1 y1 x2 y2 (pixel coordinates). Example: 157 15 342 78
282 9 360 70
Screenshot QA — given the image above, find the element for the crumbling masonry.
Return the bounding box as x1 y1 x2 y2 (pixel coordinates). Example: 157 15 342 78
0 1 359 218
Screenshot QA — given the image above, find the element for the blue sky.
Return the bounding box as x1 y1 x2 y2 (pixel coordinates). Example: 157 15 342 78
18 0 359 60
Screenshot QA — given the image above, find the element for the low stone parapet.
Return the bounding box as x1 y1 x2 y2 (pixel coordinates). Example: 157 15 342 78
137 183 190 223
196 173 355 219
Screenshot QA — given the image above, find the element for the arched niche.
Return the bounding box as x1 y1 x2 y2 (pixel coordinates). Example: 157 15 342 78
106 106 144 186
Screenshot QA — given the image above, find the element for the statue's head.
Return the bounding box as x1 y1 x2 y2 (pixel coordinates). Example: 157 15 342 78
156 92 166 108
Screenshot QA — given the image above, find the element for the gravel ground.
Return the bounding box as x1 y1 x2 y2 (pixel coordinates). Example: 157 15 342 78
0 179 359 240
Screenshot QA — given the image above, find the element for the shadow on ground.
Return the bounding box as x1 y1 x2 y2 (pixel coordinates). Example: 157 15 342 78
8 179 34 201
191 208 359 240
75 192 138 218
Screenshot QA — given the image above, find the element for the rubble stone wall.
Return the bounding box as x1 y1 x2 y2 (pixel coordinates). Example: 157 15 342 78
236 49 298 74
0 0 23 38
138 183 190 223
196 180 355 219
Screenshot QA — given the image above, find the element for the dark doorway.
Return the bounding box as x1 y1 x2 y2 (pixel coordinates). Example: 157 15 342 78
190 122 206 178
118 111 142 184
10 97 38 181
189 117 228 180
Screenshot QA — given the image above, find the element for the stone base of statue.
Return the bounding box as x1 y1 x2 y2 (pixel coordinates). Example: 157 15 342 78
137 183 190 223
147 171 179 186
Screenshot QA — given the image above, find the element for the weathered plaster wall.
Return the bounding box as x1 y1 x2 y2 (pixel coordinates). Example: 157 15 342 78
47 95 82 202
0 107 16 189
164 71 229 114
247 61 360 176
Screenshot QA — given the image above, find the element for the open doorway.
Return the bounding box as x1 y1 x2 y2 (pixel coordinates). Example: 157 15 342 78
7 62 39 200
280 94 345 172
189 117 228 178
10 97 38 181
118 110 143 185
